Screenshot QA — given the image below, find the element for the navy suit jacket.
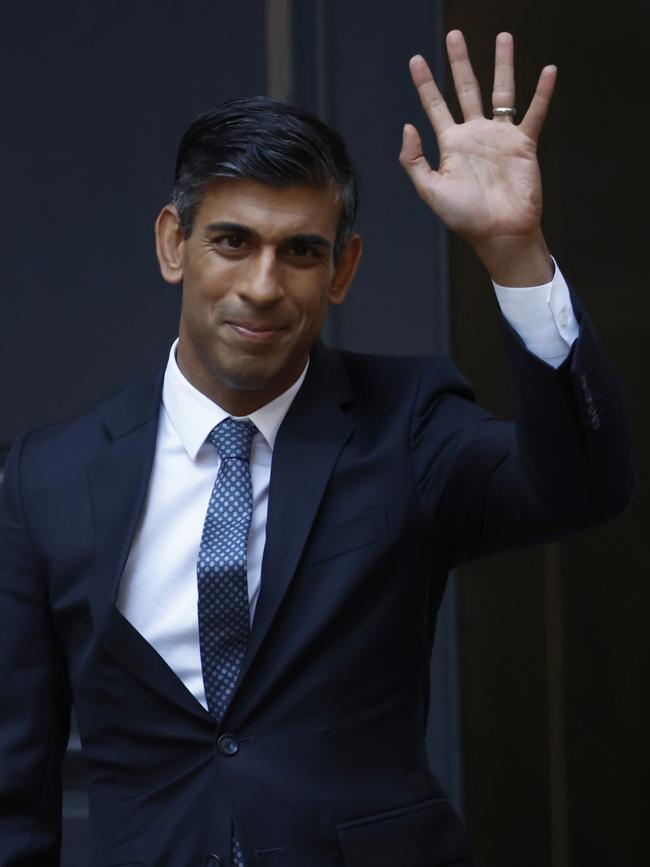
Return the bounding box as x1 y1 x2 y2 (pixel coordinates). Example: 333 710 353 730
0 305 636 867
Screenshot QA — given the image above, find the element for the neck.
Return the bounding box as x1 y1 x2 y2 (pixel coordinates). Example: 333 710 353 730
175 344 307 416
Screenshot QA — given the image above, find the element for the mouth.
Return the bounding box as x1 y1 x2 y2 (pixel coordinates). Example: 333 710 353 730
226 320 287 343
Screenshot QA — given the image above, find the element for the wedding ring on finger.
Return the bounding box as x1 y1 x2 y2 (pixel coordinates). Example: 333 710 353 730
493 107 517 120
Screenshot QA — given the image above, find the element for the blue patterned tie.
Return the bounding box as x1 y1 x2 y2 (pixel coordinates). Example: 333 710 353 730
197 416 256 867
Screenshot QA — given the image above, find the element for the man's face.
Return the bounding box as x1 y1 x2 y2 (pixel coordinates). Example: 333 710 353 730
156 179 360 414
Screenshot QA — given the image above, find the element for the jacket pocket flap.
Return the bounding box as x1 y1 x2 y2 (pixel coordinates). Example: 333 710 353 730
336 797 473 866
302 505 389 568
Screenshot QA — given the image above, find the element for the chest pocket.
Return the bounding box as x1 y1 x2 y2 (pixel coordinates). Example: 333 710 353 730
301 505 389 568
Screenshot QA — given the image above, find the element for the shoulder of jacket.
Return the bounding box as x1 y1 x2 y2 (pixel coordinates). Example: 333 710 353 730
334 347 474 400
9 365 163 475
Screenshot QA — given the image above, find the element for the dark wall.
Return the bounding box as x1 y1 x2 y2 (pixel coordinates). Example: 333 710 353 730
445 1 650 865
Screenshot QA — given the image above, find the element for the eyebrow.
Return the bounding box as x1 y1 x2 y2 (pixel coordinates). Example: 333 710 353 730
205 221 252 235
204 221 332 250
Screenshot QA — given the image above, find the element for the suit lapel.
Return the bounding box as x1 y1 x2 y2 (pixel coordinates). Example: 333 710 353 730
87 368 162 631
237 342 355 688
86 368 213 722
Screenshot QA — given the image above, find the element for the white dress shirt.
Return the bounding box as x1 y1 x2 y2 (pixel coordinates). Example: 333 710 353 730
117 348 307 709
117 262 578 709
493 259 579 367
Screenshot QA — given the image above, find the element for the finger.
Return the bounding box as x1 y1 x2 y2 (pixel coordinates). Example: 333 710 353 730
446 29 484 121
492 32 516 121
409 54 455 137
520 65 557 141
399 123 440 203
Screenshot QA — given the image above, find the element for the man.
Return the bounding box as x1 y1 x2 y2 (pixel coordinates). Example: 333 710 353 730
0 31 635 867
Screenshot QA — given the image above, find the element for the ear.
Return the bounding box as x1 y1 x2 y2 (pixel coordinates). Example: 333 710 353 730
327 233 362 305
155 204 185 284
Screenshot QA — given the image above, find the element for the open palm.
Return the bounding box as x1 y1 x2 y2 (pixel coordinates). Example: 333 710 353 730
400 31 556 245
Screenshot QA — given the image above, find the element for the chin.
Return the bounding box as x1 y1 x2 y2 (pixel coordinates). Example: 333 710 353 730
216 360 285 394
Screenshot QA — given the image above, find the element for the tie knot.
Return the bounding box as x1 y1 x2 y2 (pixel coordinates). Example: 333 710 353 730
207 417 256 460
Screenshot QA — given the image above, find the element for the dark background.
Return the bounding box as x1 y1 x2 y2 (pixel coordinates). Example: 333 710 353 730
446 2 650 865
0 2 648 866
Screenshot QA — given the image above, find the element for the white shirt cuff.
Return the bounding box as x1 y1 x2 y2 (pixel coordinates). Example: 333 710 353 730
492 259 580 368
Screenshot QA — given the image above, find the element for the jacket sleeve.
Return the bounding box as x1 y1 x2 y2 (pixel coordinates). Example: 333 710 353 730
410 296 637 566
0 433 71 866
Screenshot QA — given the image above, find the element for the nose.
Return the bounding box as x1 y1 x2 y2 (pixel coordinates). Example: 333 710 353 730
237 248 284 305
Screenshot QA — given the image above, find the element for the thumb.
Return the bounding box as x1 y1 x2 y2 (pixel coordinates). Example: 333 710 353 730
399 123 438 204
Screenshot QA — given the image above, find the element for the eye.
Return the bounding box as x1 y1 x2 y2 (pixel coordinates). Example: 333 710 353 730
211 234 249 256
285 241 329 262
288 242 313 257
219 235 244 249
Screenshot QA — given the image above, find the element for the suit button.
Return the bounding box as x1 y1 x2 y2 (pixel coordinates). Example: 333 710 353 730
217 734 239 756
206 856 223 867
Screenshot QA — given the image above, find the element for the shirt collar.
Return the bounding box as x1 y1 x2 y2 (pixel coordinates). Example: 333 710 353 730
162 338 308 460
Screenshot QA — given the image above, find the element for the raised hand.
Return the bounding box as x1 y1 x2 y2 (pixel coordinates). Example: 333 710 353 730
400 30 557 285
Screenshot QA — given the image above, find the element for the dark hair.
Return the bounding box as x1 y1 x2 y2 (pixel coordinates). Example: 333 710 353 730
172 96 359 263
